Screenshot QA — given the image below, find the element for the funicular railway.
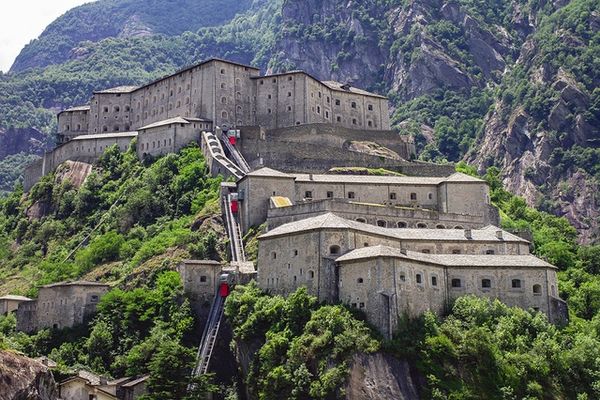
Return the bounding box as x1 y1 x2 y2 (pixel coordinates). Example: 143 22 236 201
190 128 249 384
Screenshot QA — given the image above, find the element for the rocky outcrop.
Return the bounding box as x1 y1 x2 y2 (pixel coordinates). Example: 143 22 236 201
0 128 48 159
0 351 58 400
345 353 421 400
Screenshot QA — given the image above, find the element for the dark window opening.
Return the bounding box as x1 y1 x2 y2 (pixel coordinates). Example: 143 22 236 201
512 279 522 289
452 278 462 288
482 279 491 288
416 274 422 284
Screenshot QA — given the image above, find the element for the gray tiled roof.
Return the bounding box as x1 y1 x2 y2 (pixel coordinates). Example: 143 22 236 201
245 167 296 178
138 117 190 130
260 213 527 243
61 105 90 113
321 80 387 99
245 167 484 185
0 295 32 301
72 132 138 140
42 280 110 288
94 85 139 94
336 245 554 268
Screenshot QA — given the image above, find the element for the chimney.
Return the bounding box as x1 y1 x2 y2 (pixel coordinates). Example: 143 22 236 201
496 230 503 240
464 228 472 239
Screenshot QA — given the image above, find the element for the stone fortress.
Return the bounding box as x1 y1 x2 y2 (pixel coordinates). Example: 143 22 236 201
24 58 417 190
13 57 567 340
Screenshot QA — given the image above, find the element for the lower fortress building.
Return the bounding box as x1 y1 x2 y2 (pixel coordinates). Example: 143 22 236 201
255 213 566 337
12 57 568 338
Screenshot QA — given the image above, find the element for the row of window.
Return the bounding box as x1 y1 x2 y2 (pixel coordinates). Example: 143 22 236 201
139 138 173 151
303 190 431 202
360 219 467 230
389 271 545 294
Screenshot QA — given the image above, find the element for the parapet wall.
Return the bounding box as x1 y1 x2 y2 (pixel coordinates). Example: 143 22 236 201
267 198 497 230
23 134 136 191
238 124 453 176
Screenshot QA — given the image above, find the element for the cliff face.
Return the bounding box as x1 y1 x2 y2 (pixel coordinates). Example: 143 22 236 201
3 0 599 240
0 351 58 400
467 0 599 243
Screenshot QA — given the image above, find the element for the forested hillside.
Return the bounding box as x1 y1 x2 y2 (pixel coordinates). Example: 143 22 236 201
0 0 598 241
1 147 600 398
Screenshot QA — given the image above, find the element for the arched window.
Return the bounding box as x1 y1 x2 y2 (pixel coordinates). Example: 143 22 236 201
485 249 495 255
428 193 433 200
533 284 542 295
356 218 366 223
329 245 340 255
481 279 491 288
421 249 431 254
454 225 464 229
351 101 356 108
511 279 522 289
221 97 227 104
376 220 387 227
417 223 427 228
397 221 407 228
221 111 228 119
436 224 445 229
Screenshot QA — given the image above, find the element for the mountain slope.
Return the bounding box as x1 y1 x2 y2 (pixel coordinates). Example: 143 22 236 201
10 0 255 72
1 0 598 241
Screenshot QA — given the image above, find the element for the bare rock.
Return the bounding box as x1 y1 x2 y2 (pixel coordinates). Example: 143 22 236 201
54 160 93 189
0 350 58 400
345 352 420 400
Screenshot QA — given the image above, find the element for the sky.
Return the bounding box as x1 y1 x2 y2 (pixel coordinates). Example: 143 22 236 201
0 0 92 72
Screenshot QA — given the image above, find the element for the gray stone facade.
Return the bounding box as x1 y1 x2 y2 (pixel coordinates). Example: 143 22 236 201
236 168 494 233
58 59 390 143
256 214 566 336
15 281 110 333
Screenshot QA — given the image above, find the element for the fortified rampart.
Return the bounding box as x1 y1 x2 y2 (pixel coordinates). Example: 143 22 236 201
267 198 499 230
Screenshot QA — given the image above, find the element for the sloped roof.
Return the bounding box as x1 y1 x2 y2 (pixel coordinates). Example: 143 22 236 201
260 213 527 243
94 85 138 94
245 167 295 178
444 172 485 183
0 295 32 301
336 245 555 269
42 280 110 289
71 132 138 140
270 196 293 208
138 117 190 130
122 375 149 388
322 80 387 99
59 105 90 114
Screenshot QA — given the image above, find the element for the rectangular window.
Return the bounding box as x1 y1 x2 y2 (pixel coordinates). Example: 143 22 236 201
431 276 437 286
305 191 313 199
326 191 334 198
416 274 422 284
389 192 396 200
348 192 355 199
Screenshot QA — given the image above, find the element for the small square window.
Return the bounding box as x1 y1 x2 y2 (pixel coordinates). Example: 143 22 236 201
326 191 333 198
452 278 462 288
200 276 207 283
348 192 355 199
305 191 313 199
389 192 396 200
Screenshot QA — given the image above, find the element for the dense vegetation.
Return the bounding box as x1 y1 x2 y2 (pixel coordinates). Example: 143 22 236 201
225 285 379 399
0 144 227 397
10 0 256 72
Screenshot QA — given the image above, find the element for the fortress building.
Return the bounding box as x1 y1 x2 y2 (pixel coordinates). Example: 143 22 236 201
235 167 499 234
25 58 416 190
57 59 390 143
256 213 566 337
15 281 109 333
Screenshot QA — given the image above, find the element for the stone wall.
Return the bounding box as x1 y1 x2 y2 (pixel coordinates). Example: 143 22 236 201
338 256 559 337
137 122 201 159
257 227 530 304
266 198 498 230
177 260 222 318
16 284 109 333
23 133 136 191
